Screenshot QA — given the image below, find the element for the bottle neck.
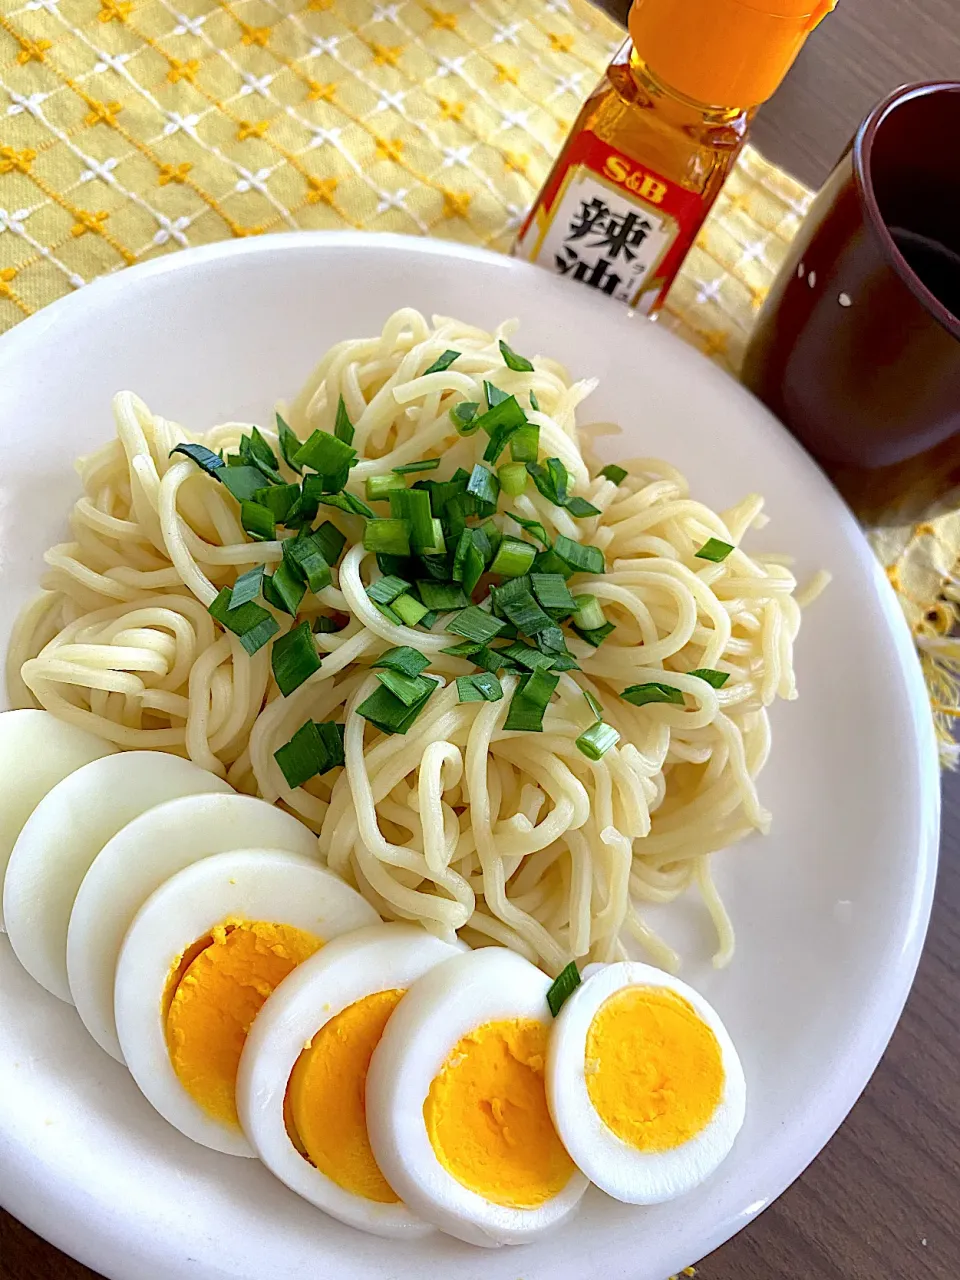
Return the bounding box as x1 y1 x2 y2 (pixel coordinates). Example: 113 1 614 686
625 44 755 125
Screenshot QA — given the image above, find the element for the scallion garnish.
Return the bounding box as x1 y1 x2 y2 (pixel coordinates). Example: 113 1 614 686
503 669 559 732
283 532 332 593
484 381 511 408
553 535 605 576
564 495 602 518
272 620 321 696
448 605 507 644
313 615 344 633
493 583 553 637
364 518 411 557
690 668 730 689
319 491 375 519
240 500 276 542
275 412 303 474
526 457 568 506
367 575 411 605
293 429 356 476
253 483 300 524
356 677 438 735
263 560 306 616
498 641 556 672
241 427 283 484
208 586 279 655
372 647 431 678
220 464 272 503
533 547 573 577
313 520 346 566
489 537 537 579
417 580 468 611
228 564 265 610
170 442 225 478
366 473 407 502
572 621 616 648
695 538 735 563
498 462 528 496
499 339 535 373
393 593 429 627
479 396 527 464
391 487 435 550
509 422 540 463
274 719 344 788
393 458 441 475
509 512 550 547
546 961 581 1016
286 473 323 525
620 682 685 707
531 573 576 614
576 720 620 761
376 668 434 706
571 595 605 632
457 673 503 703
334 396 355 445
466 463 500 512
441 640 482 657
423 349 460 375
599 463 627 485
450 401 480 433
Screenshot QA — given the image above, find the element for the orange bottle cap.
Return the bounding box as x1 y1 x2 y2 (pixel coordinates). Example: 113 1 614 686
628 0 837 108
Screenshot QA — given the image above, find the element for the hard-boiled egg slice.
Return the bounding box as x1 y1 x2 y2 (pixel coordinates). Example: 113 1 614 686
3 751 230 1002
366 948 589 1247
0 709 114 931
237 922 464 1239
68 793 319 1064
546 961 746 1205
115 848 377 1157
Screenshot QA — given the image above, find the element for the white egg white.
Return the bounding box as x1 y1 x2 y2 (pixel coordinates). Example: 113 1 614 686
2 751 231 1002
546 961 746 1205
366 947 589 1247
0 710 114 932
114 848 378 1158
237 922 464 1238
68 793 319 1063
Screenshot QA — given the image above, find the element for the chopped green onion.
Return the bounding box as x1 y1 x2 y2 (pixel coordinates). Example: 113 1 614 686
240 501 276 542
576 721 620 761
272 620 321 696
553 535 605 576
376 668 433 706
263 561 305 616
228 564 265 610
393 593 429 627
509 422 540 463
695 538 735 563
285 473 323 525
620 682 685 707
499 339 535 372
565 495 602 518
252 483 300 525
313 520 347 566
582 689 604 720
494 584 553 637
467 645 507 673
451 529 472 583
313 615 344 633
533 548 573 578
450 401 480 433
423 349 459 375
367 575 411 605
536 624 572 658
549 653 581 672
531 573 577 613
489 537 537 579
417 580 468 611
448 605 507 644
373 601 403 625
242 427 283 483
484 381 510 408
599 463 627 485
392 458 441 475
366 473 407 502
220 465 273 503
499 641 556 672
690 668 730 689
477 520 500 557
479 396 527 464
390 488 434 550
529 390 540 412
503 669 559 731
466 463 500 511
274 719 344 788
170 442 225 478
571 595 605 632
498 462 528 496
420 552 453 583
283 532 332 593
208 586 279 655
510 513 550 547
275 412 303 474
293 429 356 476
546 961 581 1016
318 491 375 519
457 673 503 703
526 457 569 507
372 646 430 678
419 610 440 630
421 518 446 556
572 621 616 648
441 640 482 658
356 677 438 735
364 518 411 557
334 396 354 445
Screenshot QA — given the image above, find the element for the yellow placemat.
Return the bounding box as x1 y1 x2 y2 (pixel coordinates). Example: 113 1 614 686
1 0 957 758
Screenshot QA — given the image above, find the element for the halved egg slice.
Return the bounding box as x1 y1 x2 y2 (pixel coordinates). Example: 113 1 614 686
546 961 746 1204
0 709 114 932
114 848 377 1157
366 948 589 1247
237 922 464 1238
68 793 319 1063
3 751 230 1002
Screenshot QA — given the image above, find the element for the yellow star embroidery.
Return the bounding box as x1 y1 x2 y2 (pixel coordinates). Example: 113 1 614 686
306 81 336 103
438 99 464 122
0 147 36 175
0 268 18 299
167 58 200 85
158 162 193 185
442 190 471 220
370 43 402 67
493 63 518 86
240 25 270 47
306 175 338 205
237 120 269 141
84 99 122 127
98 0 133 23
375 137 404 163
547 32 573 54
426 6 456 29
16 36 51 64
71 210 111 238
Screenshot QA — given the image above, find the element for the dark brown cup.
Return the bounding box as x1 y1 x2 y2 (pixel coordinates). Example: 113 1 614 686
742 82 960 526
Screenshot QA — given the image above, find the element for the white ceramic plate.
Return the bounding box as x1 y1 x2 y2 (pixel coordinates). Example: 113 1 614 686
0 234 939 1280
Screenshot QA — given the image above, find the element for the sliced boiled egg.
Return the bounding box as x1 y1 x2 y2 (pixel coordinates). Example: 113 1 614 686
237 922 464 1238
68 793 319 1064
546 961 746 1205
3 751 230 1002
114 848 378 1157
0 709 114 932
365 948 589 1247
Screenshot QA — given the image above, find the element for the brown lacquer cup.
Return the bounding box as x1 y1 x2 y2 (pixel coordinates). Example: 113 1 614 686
742 82 960 526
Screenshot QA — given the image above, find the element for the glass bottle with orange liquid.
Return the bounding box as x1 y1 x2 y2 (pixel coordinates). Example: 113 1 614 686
515 0 837 315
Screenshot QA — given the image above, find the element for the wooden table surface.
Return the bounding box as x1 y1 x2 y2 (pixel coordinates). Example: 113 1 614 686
2 2 959 1277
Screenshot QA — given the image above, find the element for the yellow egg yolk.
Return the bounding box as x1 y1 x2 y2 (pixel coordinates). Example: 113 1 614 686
285 988 404 1204
423 1017 575 1209
164 919 322 1128
585 985 724 1151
